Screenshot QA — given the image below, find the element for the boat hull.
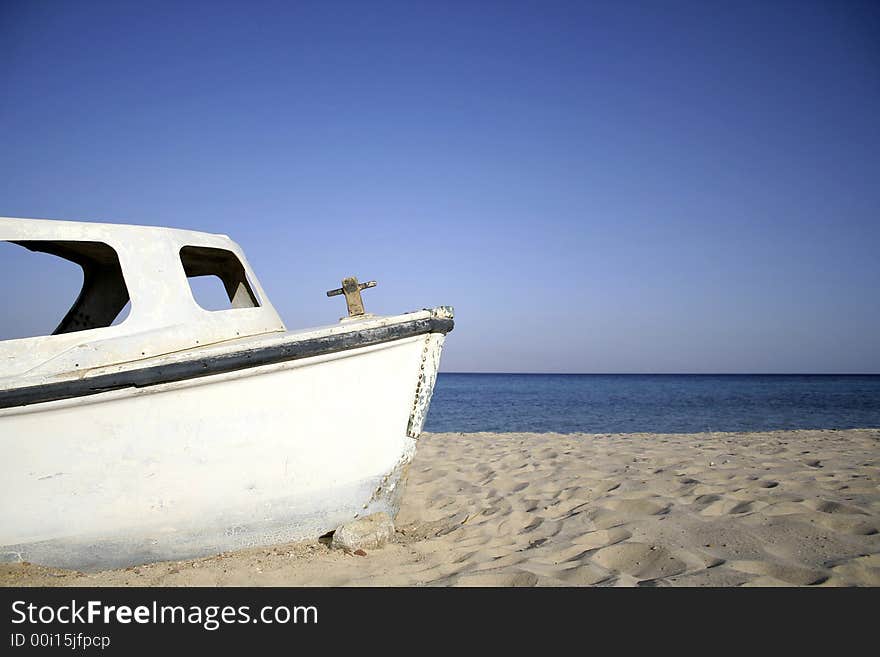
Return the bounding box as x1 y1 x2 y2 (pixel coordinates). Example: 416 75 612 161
0 332 445 570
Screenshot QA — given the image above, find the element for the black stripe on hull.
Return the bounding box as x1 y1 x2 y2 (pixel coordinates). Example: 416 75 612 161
0 316 453 410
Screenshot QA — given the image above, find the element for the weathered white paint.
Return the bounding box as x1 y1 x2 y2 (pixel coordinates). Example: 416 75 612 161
407 331 448 438
0 217 452 570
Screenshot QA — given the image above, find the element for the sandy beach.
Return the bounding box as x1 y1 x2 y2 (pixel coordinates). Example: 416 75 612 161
2 428 878 587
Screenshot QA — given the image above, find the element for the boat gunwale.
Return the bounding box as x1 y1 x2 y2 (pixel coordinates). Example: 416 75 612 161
0 315 453 410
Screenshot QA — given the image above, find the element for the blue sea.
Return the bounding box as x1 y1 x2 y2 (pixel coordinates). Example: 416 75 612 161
423 374 880 434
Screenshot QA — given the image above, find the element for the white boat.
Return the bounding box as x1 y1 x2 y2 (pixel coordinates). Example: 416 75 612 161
0 217 453 570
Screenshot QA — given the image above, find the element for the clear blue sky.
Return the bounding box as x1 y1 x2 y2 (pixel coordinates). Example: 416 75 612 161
1 1 878 372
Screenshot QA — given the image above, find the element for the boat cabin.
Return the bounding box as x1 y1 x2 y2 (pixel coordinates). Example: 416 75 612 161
0 217 286 383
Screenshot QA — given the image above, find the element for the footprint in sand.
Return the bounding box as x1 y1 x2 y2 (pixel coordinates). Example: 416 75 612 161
729 560 828 586
828 555 880 586
550 529 633 565
584 508 633 530
699 498 757 516
590 542 687 580
810 500 868 515
571 527 632 550
692 494 723 511
452 570 539 587
811 514 879 536
518 517 544 535
762 501 811 516
603 498 671 516
559 562 613 585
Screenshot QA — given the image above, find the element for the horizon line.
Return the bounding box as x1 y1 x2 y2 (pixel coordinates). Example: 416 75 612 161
438 371 880 376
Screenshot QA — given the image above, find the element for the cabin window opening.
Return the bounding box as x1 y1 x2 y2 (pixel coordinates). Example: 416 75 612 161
111 300 132 326
179 246 260 311
0 240 131 340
